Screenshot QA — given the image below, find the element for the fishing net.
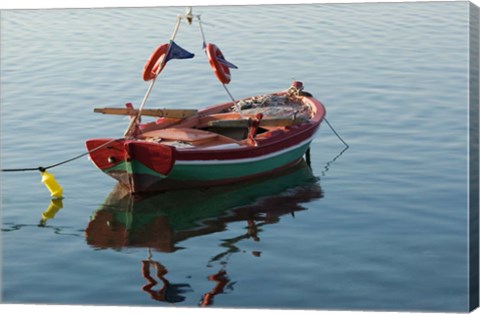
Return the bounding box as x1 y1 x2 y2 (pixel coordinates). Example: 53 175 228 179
235 95 312 120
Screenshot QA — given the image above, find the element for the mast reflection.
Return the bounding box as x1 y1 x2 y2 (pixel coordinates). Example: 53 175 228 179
200 269 231 307
141 254 193 303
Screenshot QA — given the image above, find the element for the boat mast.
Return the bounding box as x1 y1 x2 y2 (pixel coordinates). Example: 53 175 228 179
196 12 241 115
124 8 192 137
124 7 241 137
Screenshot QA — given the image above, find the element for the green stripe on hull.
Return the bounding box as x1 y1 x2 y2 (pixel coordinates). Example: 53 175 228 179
105 160 166 178
103 141 311 182
169 142 311 181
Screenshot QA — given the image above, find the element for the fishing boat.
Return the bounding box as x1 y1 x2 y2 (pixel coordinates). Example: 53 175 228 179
86 8 326 194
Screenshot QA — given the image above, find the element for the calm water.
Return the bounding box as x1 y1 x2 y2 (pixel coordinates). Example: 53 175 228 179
0 2 473 311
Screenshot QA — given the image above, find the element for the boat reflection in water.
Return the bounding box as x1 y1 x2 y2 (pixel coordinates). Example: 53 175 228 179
86 159 323 306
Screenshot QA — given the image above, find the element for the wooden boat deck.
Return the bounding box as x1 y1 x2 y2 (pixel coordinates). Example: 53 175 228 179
94 93 315 149
139 127 244 149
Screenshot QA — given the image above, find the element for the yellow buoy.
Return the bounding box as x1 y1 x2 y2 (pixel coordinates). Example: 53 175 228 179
40 169 63 198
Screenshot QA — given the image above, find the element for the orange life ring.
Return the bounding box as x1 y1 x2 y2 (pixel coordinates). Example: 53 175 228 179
142 43 169 81
206 43 231 84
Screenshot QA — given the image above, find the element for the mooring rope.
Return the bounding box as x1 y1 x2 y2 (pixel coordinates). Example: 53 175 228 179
1 138 122 172
324 117 349 148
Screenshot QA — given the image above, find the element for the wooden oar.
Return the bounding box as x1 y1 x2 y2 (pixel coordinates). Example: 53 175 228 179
94 107 198 119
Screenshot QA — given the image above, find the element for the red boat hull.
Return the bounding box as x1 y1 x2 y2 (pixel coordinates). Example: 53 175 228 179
86 89 325 194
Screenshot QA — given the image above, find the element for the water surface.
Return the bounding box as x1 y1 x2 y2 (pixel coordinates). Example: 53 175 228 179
1 2 473 311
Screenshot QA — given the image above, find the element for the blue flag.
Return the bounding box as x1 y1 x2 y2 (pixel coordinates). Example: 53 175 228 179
165 40 195 62
203 42 238 69
217 54 238 69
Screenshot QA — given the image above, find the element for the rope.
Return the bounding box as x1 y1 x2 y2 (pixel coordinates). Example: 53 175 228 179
1 138 122 173
222 84 243 117
197 15 207 47
324 118 349 148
